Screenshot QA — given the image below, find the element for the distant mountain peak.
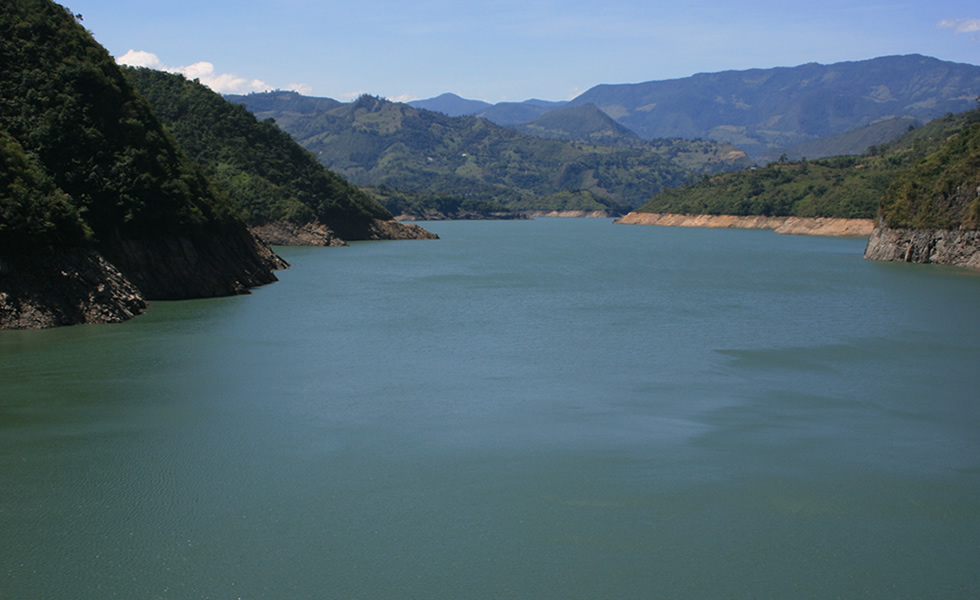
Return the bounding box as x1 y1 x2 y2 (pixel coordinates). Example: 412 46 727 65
408 93 492 116
567 54 980 156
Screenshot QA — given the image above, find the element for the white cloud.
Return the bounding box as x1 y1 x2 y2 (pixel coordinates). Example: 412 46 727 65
117 49 164 69
288 83 314 95
116 50 310 95
388 93 420 103
937 18 980 36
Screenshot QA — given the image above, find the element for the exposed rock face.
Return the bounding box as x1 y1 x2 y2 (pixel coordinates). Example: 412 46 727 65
252 221 347 247
102 230 286 301
614 212 875 237
0 249 146 329
252 218 440 246
366 219 440 240
0 229 289 330
864 225 980 269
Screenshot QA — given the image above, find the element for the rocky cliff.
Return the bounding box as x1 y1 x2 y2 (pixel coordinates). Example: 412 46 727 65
252 218 438 246
864 225 980 269
365 219 440 241
865 114 979 269
0 250 145 329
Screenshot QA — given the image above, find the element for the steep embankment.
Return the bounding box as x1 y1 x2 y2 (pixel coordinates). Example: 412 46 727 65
1 0 282 329
126 68 436 244
864 114 980 269
864 227 980 269
615 212 874 236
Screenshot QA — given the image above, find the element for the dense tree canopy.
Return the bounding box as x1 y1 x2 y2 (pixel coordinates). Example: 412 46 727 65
126 68 393 239
0 127 90 249
0 0 245 245
637 109 980 224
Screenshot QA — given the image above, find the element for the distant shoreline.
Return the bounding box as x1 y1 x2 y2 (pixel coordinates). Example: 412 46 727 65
614 212 875 237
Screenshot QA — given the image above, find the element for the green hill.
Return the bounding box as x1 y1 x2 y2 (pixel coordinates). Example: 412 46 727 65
515 104 641 146
756 117 920 163
227 92 751 216
1 0 281 328
636 109 980 220
879 116 980 230
125 67 395 241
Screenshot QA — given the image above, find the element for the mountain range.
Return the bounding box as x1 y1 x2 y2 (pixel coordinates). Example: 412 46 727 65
227 92 751 216
410 55 980 158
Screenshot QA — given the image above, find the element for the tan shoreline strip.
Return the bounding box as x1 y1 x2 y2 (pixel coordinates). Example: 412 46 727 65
613 212 875 237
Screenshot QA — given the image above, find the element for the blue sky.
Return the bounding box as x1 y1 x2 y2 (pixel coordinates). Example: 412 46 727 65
70 0 979 103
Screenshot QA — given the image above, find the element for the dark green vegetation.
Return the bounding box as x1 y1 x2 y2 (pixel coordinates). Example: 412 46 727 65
879 113 980 229
1 0 281 328
637 109 980 223
0 128 89 250
1 1 246 248
227 92 751 217
126 68 392 240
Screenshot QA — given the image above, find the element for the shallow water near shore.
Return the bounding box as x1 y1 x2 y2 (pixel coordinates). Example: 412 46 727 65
2 218 978 598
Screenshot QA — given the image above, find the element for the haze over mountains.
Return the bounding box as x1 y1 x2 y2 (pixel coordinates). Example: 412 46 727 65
227 92 751 215
225 54 978 217
410 55 980 158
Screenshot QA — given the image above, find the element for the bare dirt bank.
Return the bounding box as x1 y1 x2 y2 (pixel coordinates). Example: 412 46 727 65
613 212 875 237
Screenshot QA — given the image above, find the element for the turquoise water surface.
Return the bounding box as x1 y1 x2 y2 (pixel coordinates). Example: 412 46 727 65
2 219 978 598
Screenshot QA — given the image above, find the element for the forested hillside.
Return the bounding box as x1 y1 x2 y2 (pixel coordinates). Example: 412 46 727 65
636 109 980 220
0 0 281 328
227 92 751 216
126 68 398 241
863 110 980 268
879 115 980 230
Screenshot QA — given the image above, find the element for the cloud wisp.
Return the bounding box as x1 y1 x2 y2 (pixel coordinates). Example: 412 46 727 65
116 50 309 95
938 18 980 39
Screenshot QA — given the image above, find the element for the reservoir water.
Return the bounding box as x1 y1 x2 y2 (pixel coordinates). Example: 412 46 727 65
2 218 978 598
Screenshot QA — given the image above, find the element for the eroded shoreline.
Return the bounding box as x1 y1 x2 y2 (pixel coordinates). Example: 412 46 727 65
614 212 875 237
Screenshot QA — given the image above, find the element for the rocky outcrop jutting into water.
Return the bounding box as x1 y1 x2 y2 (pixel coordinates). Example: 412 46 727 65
863 225 980 270
0 250 146 329
252 218 439 246
365 219 440 241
